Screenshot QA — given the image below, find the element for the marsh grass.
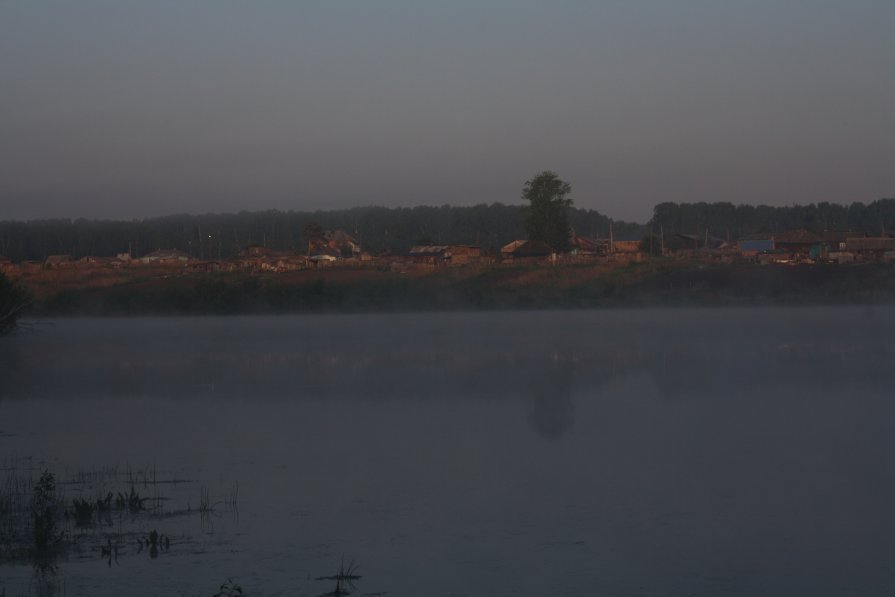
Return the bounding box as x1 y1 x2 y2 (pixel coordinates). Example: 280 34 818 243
115 486 149 514
136 529 170 559
197 484 239 525
31 472 64 555
213 579 245 597
198 487 213 513
69 498 94 528
225 482 239 515
1 459 236 580
316 556 364 597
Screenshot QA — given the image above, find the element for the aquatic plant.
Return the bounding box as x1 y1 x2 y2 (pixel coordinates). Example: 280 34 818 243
70 498 95 527
199 487 213 513
71 489 134 528
199 485 234 515
2 460 240 588
116 486 148 513
30 471 63 554
316 556 362 596
213 579 245 597
137 529 170 559
225 481 239 513
100 536 119 567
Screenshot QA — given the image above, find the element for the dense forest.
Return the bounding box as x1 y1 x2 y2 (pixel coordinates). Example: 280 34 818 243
1 199 893 262
649 199 895 239
0 204 643 262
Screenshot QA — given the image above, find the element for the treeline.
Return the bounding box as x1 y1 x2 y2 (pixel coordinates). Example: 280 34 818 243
0 204 644 262
649 199 895 239
3 198 894 263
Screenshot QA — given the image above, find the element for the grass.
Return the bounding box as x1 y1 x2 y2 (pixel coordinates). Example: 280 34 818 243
31 471 63 555
1 458 238 591
212 579 245 597
31 259 894 316
115 486 149 513
136 529 170 559
198 487 211 513
316 556 368 597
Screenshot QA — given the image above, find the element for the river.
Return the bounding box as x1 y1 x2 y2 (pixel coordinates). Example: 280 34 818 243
1 308 894 596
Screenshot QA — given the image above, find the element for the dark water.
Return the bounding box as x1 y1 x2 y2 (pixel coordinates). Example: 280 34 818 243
1 308 894 596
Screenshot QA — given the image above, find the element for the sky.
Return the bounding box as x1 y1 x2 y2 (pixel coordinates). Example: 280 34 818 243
1 1 893 223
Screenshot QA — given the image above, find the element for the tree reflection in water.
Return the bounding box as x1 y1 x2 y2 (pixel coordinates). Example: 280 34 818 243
529 356 575 440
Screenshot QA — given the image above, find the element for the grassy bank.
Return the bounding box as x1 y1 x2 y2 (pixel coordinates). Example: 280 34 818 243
22 261 895 316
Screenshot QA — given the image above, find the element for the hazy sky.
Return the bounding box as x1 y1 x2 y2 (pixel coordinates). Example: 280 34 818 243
1 1 893 223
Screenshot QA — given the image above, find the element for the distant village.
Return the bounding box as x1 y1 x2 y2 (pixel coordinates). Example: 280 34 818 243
2 227 894 278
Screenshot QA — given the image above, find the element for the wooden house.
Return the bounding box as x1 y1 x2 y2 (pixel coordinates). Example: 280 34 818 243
570 237 610 257
844 237 895 261
500 240 555 262
447 245 482 265
771 230 844 259
407 245 449 267
44 254 74 269
140 249 190 264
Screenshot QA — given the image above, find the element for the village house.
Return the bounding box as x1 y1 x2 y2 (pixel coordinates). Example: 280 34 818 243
256 255 310 272
570 237 610 257
447 245 482 265
140 249 191 264
44 254 74 269
844 237 895 261
273 255 310 271
391 244 485 270
610 240 640 254
770 229 844 260
185 260 222 273
308 245 341 266
307 230 362 260
664 233 726 253
738 238 775 257
324 230 362 256
406 245 449 268
235 245 291 271
77 256 120 268
500 240 555 263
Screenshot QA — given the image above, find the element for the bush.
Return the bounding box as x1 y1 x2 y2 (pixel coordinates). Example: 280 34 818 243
0 272 29 336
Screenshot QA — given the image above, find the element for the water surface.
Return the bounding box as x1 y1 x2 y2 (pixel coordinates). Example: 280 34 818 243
1 308 894 596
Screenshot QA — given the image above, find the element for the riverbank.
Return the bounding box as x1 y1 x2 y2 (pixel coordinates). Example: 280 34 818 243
13 260 894 316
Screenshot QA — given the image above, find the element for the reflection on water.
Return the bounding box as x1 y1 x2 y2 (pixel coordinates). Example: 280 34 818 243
529 358 575 440
0 308 894 596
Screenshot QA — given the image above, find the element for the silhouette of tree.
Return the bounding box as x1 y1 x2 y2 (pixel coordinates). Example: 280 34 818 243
523 171 574 251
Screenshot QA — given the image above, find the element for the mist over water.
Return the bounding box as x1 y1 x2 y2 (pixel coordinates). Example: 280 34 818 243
1 308 894 595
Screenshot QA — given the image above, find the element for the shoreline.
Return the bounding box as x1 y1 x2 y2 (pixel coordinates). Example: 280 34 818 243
13 261 895 317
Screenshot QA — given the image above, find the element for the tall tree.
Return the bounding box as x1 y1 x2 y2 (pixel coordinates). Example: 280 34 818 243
522 171 574 251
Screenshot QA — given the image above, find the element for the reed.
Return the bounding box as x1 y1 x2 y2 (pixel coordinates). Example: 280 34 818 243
213 579 245 597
